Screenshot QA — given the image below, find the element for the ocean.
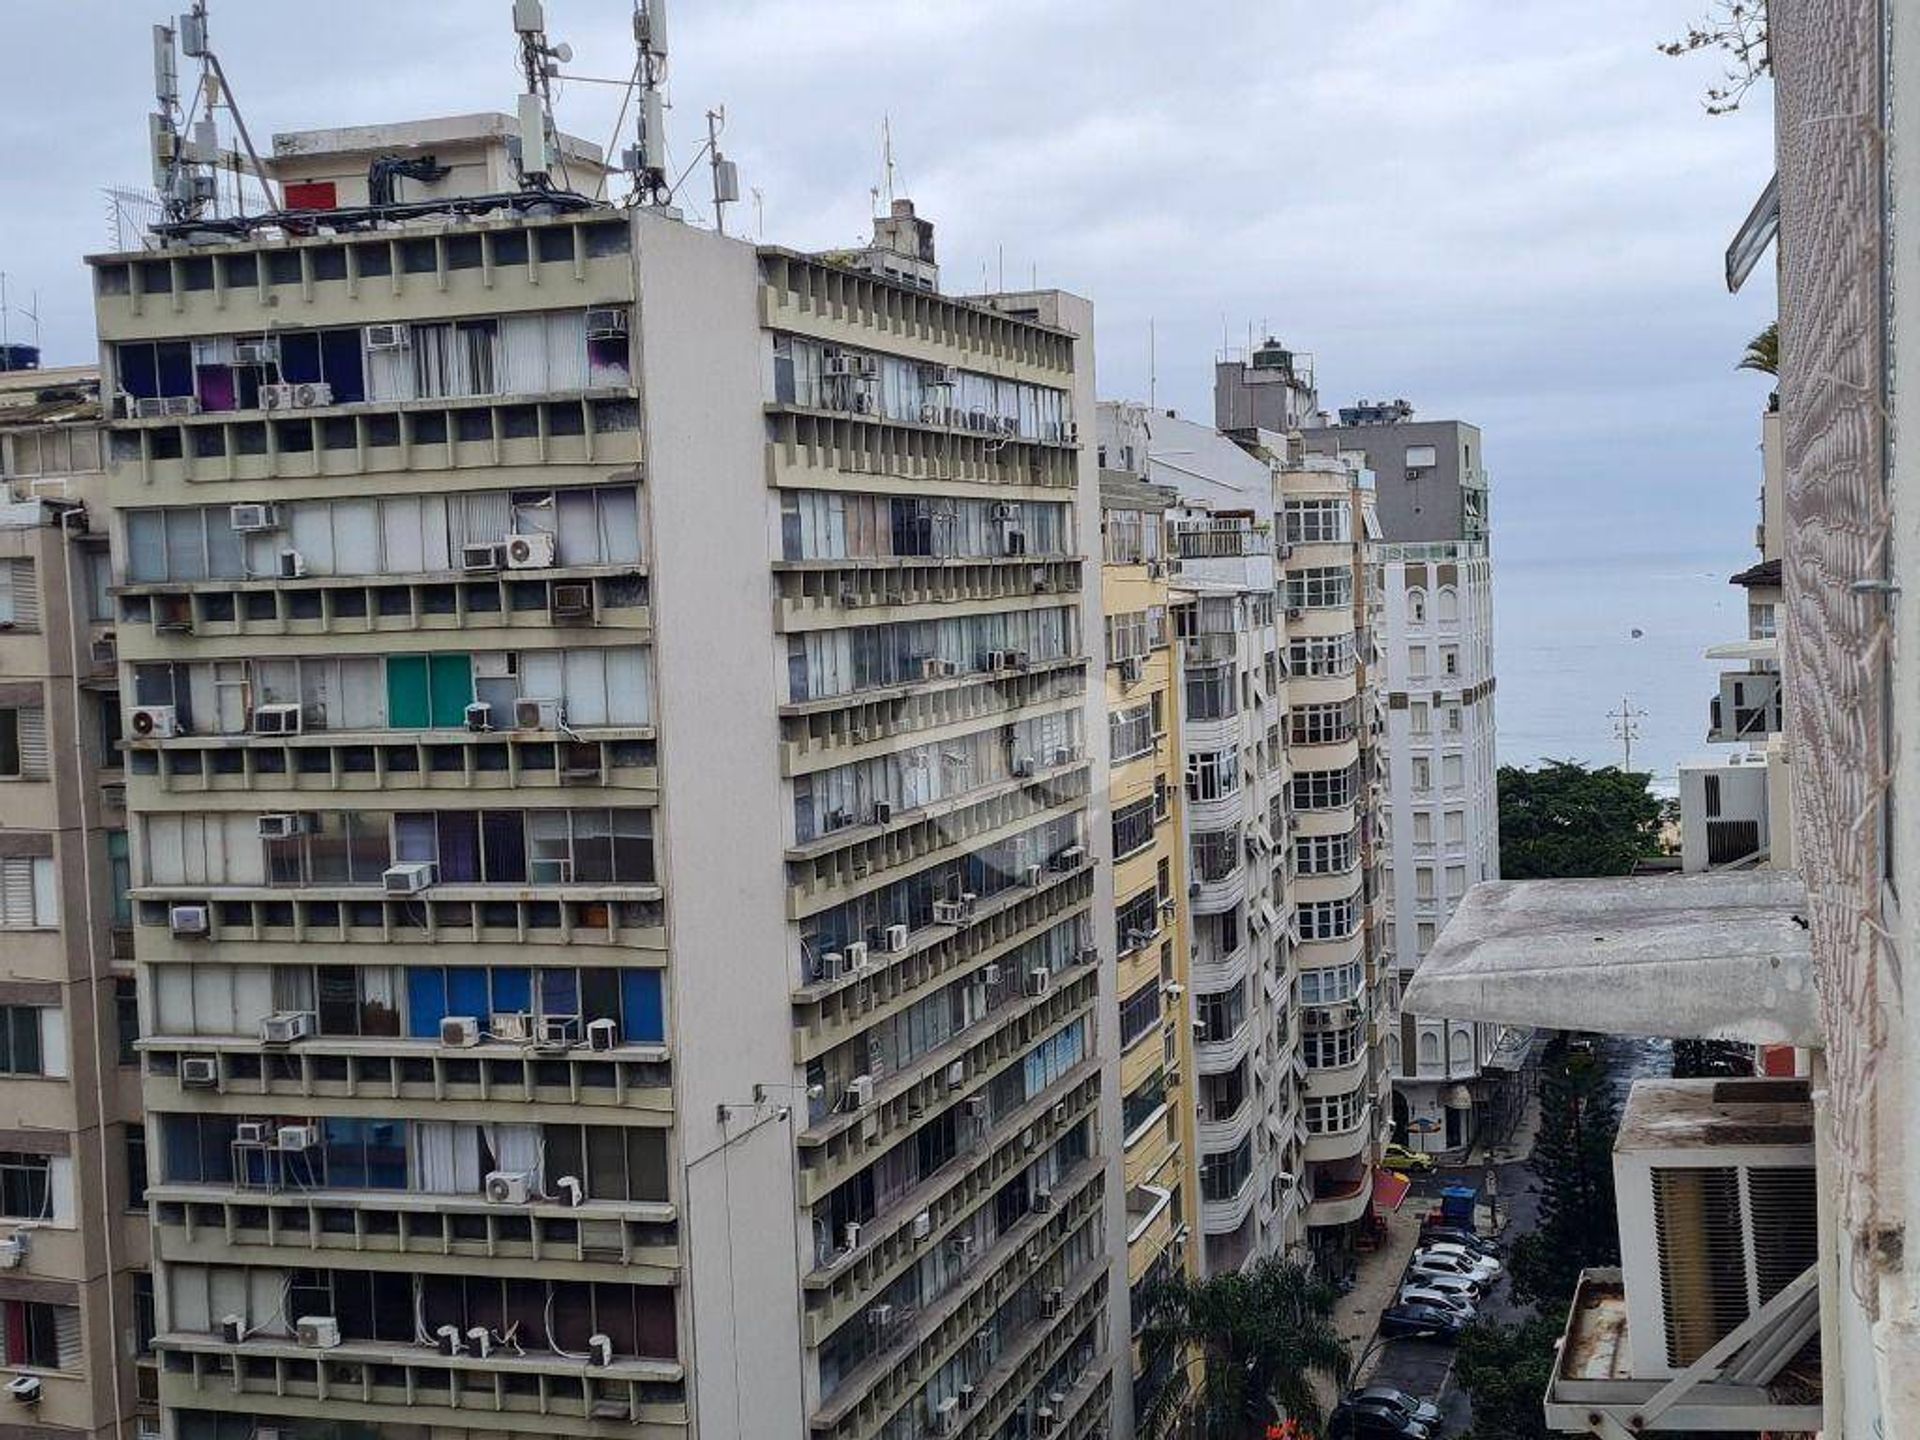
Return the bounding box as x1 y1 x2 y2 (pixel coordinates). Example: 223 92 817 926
1492 548 1754 793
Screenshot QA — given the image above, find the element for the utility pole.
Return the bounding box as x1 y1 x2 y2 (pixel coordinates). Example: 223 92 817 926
1608 695 1647 770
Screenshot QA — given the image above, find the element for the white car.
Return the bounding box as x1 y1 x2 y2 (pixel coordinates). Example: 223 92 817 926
1420 1240 1504 1275
1399 1283 1476 1318
1407 1271 1482 1304
1407 1250 1500 1286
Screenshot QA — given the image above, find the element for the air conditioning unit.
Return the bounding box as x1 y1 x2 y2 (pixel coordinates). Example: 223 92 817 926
258 383 301 411
981 963 1003 986
841 1221 862 1253
130 705 179 739
504 532 556 569
1022 864 1043 888
964 1095 989 1120
383 861 437 895
549 582 593 618
292 382 333 408
536 1016 580 1050
1004 530 1026 556
90 633 117 668
816 951 845 983
491 1012 533 1042
260 1011 316 1046
235 1121 270 1146
461 541 502 572
911 1209 933 1241
868 801 892 827
180 1055 218 1087
1048 845 1085 872
464 701 492 732
5 1375 41 1405
132 397 170 419
276 1124 319 1152
884 923 910 954
168 904 211 939
1012 755 1035 779
1041 1286 1064 1317
278 548 307 579
845 940 870 971
484 1169 535 1205
847 1074 875 1109
1051 1101 1070 1124
0 1235 29 1271
933 900 967 925
920 657 956 680
256 812 305 840
1032 1187 1053 1214
586 307 629 339
294 1316 342 1349
441 1016 481 1048
515 698 562 730
234 340 278 366
163 395 201 416
935 1396 960 1434
1026 968 1052 998
229 502 281 532
365 323 412 351
1614 1078 1819 1379
252 703 303 736
586 1018 619 1051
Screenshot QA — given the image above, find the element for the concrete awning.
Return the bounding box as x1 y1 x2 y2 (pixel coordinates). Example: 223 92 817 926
1704 637 1778 662
1402 871 1819 1049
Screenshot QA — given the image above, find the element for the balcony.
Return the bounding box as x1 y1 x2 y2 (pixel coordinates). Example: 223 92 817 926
766 408 1078 499
1193 1020 1253 1076
1305 1172 1370 1228
1188 858 1248 914
775 557 1082 631
1303 1102 1372 1163
780 657 1087 761
1196 1095 1255 1153
1200 1166 1257 1235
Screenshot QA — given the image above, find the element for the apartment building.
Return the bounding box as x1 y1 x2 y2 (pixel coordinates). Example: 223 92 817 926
1097 472 1200 1421
91 104 1119 1440
0 362 154 1438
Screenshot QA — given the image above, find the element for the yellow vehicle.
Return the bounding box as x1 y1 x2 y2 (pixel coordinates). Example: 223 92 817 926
1380 1143 1437 1175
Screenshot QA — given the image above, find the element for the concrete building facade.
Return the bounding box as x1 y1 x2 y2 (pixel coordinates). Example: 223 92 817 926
89 112 1121 1440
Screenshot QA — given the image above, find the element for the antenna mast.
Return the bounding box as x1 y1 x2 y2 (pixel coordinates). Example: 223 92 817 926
510 1 574 190
882 116 897 207
151 3 279 225
706 108 739 234
623 0 672 206
1609 695 1648 771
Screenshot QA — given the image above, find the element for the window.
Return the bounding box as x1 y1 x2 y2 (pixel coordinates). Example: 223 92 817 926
1288 635 1355 678
1106 608 1166 663
115 978 139 1066
1183 664 1237 721
1109 702 1155 764
0 860 54 931
1303 1020 1361 1070
1103 509 1162 565
1284 566 1352 611
1406 588 1427 624
1289 700 1353 746
1304 1093 1366 1134
1412 756 1432 791
1112 797 1157 860
1189 829 1240 884
1408 646 1430 679
1298 897 1357 942
1300 961 1362 1005
1291 765 1357 812
0 1008 45 1076
1116 887 1160 949
1441 646 1459 677
107 832 132 931
0 1153 50 1220
1405 444 1438 470
1200 1137 1252 1201
1408 701 1431 736
1283 499 1348 545
0 706 47 778
1295 831 1355 876
1123 1072 1168 1136
1185 749 1239 802
125 1126 148 1210
1445 705 1463 733
1119 983 1162 1050
1196 984 1245 1044
0 1299 76 1369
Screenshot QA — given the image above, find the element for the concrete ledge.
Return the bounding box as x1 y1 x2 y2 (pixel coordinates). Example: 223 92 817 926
1402 871 1819 1048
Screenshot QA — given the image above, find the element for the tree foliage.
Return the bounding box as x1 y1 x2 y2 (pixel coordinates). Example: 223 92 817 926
1455 1316 1563 1440
1498 761 1664 880
1135 1257 1351 1440
1510 1052 1622 1308
1659 1 1770 114
1738 320 1779 376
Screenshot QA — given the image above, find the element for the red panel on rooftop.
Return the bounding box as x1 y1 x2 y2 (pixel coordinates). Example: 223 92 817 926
284 180 338 211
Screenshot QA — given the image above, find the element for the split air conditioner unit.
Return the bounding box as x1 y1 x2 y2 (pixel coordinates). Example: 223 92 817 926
515 698 561 730
260 1011 316 1046
884 923 910 954
981 963 1003 986
5 1375 41 1405
1049 845 1085 872
504 532 556 570
0 1235 30 1271
168 904 211 939
816 951 845 983
588 1334 614 1367
946 1062 966 1091
933 900 967 926
1031 1188 1053 1215
841 1221 862 1253
1022 864 1043 888
229 502 281 533
845 940 870 971
130 705 179 739
440 1016 481 1048
484 1169 535 1205
383 861 437 895
252 703 303 736
847 1074 875 1110
1025 968 1052 998
180 1055 218 1087
294 1316 342 1349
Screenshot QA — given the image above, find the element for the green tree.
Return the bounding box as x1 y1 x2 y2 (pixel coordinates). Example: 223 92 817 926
1455 1316 1562 1440
1738 320 1779 376
1510 1052 1622 1308
1135 1256 1351 1440
1498 761 1664 879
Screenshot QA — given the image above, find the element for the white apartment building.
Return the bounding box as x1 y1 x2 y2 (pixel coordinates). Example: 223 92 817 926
89 93 1121 1440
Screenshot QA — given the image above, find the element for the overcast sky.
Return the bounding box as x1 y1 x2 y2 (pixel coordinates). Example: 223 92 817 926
2 0 1775 574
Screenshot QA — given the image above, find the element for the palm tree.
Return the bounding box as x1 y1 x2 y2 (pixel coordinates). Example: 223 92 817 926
1135 1256 1352 1440
1738 320 1779 376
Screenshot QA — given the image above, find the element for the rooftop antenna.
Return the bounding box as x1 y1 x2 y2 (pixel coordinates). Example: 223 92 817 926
882 116 898 207
1609 695 1648 770
706 108 739 234
751 186 765 239
151 3 278 224
1149 318 1157 410
622 0 673 206
510 0 573 191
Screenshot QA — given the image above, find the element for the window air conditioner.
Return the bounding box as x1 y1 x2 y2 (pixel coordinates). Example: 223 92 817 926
932 900 967 925
132 397 170 419
1004 530 1026 556
1012 755 1035 779
981 964 1003 986
847 1074 875 1109
484 1169 535 1205
964 1095 989 1120
153 595 193 632
845 940 870 971
276 1124 319 1152
168 904 211 939
229 502 280 533
1022 864 1043 887
163 395 201 416
235 1121 270 1146
585 307 629 339
233 340 278 367
1025 968 1052 998
180 1055 218 1087
461 542 502 572
256 812 305 840
946 1061 965 1091
294 1316 342 1349
535 1015 581 1050
490 1012 533 1042
884 923 910 953
277 548 307 579
586 1017 619 1051
841 1221 862 1253
869 801 892 826
549 582 593 618
383 861 437 895
1031 1187 1053 1214
465 701 492 732
816 951 845 983
515 698 561 730
365 323 411 350
5 1375 41 1405
260 1011 316 1046
1048 845 1085 871
251 703 303 736
440 1016 481 1048
130 705 179 739
90 633 117 668
504 532 556 569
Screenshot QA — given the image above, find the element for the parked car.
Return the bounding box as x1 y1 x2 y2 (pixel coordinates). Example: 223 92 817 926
1380 1142 1437 1175
1347 1386 1444 1430
1326 1400 1435 1439
1379 1301 1465 1341
1403 1271 1482 1305
1406 1249 1500 1287
1418 1223 1497 1257
1420 1240 1504 1275
1398 1283 1476 1318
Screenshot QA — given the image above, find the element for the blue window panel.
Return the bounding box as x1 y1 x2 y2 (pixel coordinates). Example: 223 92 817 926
407 969 449 1038
539 970 580 1018
447 968 489 1019
621 971 664 1044
366 1119 407 1188
490 968 532 1016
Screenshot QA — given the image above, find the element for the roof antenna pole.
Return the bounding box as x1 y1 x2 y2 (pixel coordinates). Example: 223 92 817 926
623 0 672 206
882 116 897 208
510 1 573 191
706 108 739 235
1149 317 1157 410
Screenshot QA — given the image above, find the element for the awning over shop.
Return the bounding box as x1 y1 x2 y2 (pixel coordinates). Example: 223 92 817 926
1372 1169 1412 1213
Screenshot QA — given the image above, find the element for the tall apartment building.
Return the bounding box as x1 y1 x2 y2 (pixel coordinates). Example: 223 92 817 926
1279 390 1506 1158
1096 472 1200 1421
90 103 1121 1440
0 362 154 1438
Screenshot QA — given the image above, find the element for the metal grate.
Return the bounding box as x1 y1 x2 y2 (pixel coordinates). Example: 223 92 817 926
1652 1166 1750 1367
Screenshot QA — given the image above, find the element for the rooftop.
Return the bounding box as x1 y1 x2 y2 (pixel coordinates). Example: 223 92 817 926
1731 557 1783 588
1614 1076 1815 1153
